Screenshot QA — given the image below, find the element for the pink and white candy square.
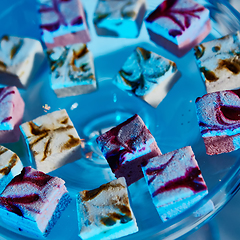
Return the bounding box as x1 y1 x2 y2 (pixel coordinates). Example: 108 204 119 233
0 35 44 88
93 0 146 38
0 166 71 237
145 0 211 57
37 0 91 49
142 146 213 221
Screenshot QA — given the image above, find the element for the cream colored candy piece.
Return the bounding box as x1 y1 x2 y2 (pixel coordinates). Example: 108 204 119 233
0 35 44 88
20 109 82 173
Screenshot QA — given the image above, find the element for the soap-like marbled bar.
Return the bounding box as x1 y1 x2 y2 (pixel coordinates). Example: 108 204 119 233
113 47 180 107
37 0 91 49
0 145 23 193
93 0 146 38
77 177 138 240
194 31 240 93
20 109 82 173
142 146 212 222
96 114 161 186
46 43 97 97
0 35 44 88
195 89 240 155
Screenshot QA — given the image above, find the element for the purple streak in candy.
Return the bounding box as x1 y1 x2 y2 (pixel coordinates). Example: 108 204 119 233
145 0 205 37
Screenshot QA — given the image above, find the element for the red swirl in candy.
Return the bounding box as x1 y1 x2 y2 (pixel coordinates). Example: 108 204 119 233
0 167 53 216
151 166 206 197
146 152 176 185
0 87 15 104
145 0 205 37
97 114 150 172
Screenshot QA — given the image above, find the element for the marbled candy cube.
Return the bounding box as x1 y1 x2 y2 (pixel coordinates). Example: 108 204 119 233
195 89 240 155
145 0 211 57
20 109 82 173
96 114 161 186
0 145 23 193
0 166 71 237
0 35 44 88
0 86 25 144
142 146 212 222
77 177 138 240
37 0 91 49
113 47 180 107
46 43 97 97
194 31 240 93
93 0 146 38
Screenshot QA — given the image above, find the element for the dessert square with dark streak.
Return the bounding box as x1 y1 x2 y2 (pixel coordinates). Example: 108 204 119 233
77 177 138 240
0 145 23 193
96 114 161 186
93 0 146 38
145 0 211 57
195 89 240 155
142 146 213 222
113 47 180 108
0 86 25 144
37 0 91 49
0 35 44 88
20 109 82 173
46 43 97 98
0 166 71 237
194 31 240 93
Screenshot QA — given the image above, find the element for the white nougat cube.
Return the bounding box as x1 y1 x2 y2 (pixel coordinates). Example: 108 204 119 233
194 31 240 93
0 35 44 88
20 109 82 173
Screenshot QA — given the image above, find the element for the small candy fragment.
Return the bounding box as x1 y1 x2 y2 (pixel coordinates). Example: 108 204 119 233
0 35 44 88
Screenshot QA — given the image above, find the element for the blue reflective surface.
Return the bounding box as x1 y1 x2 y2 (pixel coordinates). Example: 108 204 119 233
1 0 240 239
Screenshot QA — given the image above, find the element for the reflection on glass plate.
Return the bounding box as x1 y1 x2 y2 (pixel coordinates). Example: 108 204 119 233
1 0 240 239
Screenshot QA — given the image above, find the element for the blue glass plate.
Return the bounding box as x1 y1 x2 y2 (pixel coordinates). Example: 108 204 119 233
1 0 240 239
